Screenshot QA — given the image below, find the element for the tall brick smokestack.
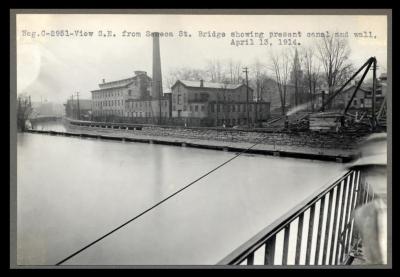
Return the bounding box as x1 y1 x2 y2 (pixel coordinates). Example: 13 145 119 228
152 33 163 99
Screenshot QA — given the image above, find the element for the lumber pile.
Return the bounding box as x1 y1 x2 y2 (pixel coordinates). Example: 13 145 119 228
309 112 341 132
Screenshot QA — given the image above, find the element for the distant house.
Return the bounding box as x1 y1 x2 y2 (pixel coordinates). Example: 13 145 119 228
170 79 270 127
314 79 387 112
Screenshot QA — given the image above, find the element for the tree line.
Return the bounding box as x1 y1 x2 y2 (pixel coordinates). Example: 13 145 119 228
165 36 354 115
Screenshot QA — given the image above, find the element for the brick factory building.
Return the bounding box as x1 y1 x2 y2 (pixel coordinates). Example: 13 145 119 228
124 94 172 124
91 71 152 121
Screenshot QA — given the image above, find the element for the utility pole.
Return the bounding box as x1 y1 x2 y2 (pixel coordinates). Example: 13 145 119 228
372 57 377 129
76 92 80 120
216 91 219 127
255 79 259 127
243 67 250 128
159 81 162 125
71 95 74 119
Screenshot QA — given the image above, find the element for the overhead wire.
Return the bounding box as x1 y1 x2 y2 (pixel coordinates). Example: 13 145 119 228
56 132 271 265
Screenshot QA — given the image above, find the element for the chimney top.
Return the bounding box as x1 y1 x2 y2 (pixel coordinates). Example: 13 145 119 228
200 80 204 87
102 78 106 83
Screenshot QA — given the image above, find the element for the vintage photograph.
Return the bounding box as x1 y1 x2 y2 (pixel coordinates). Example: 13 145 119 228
12 10 390 267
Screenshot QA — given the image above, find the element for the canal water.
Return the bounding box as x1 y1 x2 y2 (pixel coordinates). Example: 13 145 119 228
17 122 346 265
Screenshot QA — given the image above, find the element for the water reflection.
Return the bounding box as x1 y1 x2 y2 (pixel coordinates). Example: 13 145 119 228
17 123 345 265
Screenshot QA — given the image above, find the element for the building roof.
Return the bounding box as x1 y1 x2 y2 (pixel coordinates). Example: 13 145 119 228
91 82 134 92
172 80 253 91
92 72 151 92
342 84 371 93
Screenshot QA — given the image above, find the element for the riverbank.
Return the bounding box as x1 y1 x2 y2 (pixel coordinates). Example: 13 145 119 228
28 120 370 162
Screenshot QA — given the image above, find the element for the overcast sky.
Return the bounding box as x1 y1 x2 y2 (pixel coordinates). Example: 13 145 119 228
16 13 388 103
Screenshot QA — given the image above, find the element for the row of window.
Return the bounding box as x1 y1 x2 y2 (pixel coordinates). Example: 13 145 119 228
93 90 124 99
171 103 266 113
94 110 124 115
125 100 168 109
172 104 206 112
210 103 266 113
126 111 169 118
172 92 243 104
94 99 124 107
216 118 253 126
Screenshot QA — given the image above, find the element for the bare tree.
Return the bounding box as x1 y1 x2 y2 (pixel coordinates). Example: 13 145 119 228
206 59 225 82
165 67 207 88
270 50 291 115
302 46 321 111
251 59 263 101
219 82 230 126
251 59 269 126
316 35 353 108
227 59 243 84
290 48 303 106
17 94 32 132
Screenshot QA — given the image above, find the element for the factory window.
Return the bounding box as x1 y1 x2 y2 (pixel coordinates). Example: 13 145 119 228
195 105 198 112
190 105 193 112
217 104 220 112
201 105 205 111
249 105 252 112
360 98 364 104
173 105 176 111
128 90 132 96
210 104 214 113
353 99 358 106
183 105 187 111
232 105 236 112
195 93 198 100
178 95 182 104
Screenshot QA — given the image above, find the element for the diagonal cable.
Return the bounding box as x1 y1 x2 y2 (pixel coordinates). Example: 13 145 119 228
56 134 271 265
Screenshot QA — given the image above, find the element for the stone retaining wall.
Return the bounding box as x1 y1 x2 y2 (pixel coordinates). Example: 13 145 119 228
133 126 366 150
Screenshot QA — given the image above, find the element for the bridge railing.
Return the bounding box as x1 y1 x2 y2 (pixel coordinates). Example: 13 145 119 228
218 169 375 266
